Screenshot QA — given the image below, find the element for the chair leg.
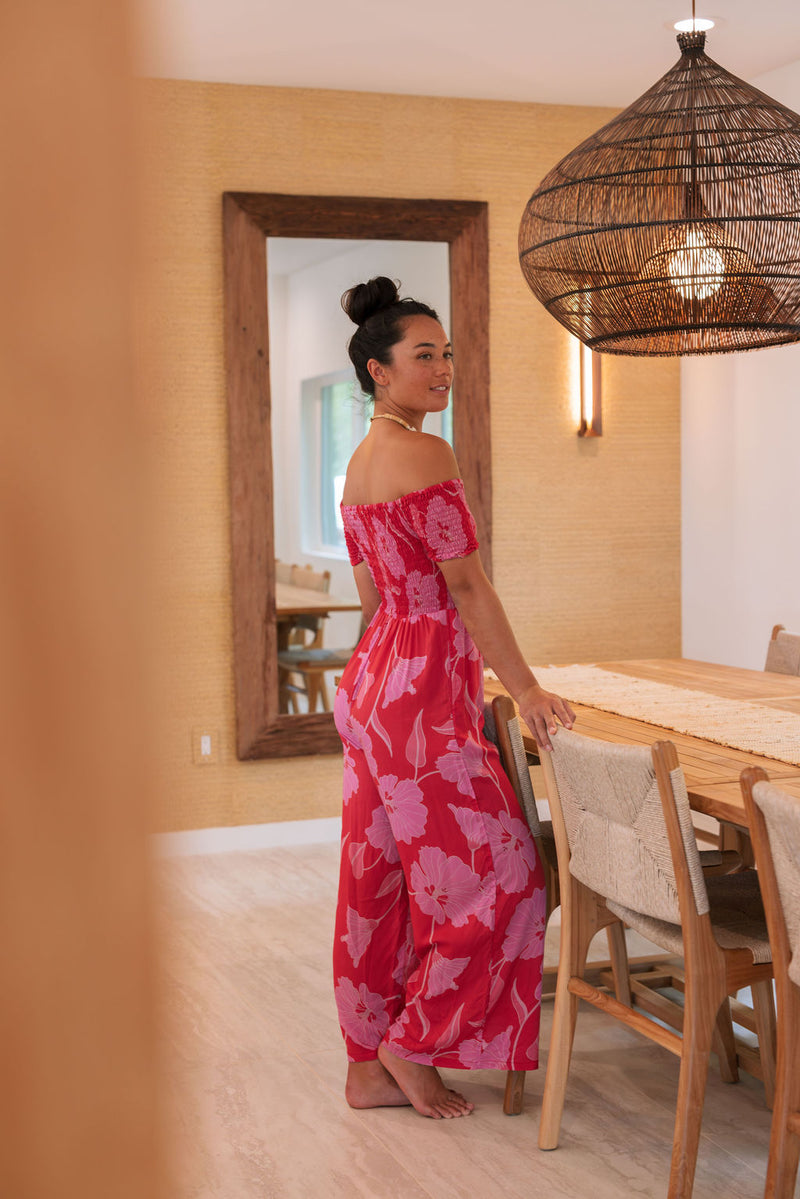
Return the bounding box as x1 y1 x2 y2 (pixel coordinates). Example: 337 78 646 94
503 1070 526 1116
539 969 579 1149
712 999 739 1084
503 878 558 1115
752 977 778 1110
306 673 321 712
605 920 631 1007
539 881 597 1150
765 986 800 1199
667 986 719 1199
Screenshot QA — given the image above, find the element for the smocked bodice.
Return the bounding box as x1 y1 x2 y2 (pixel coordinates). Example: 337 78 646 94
341 479 479 617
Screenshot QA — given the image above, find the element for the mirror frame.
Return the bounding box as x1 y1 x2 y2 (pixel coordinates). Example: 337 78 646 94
223 193 491 759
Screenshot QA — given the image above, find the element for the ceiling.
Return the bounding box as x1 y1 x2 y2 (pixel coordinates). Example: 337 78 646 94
138 0 800 108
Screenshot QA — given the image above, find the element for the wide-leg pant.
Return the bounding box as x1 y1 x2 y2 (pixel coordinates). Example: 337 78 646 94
332 609 546 1070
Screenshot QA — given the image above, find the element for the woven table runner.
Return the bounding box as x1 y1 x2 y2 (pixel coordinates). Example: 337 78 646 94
492 664 800 767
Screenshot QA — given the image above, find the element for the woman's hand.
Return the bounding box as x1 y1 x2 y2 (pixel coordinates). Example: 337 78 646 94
516 684 576 752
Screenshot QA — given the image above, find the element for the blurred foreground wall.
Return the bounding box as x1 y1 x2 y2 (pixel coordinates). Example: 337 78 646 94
0 2 163 1196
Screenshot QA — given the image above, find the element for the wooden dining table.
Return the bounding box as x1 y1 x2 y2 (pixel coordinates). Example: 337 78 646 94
485 658 800 1081
274 582 361 650
484 657 800 829
274 581 362 620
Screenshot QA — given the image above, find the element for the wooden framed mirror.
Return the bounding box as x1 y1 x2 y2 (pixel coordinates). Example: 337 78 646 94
223 193 490 759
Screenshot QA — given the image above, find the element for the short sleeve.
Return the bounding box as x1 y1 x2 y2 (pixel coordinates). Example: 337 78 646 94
404 480 479 563
342 522 363 566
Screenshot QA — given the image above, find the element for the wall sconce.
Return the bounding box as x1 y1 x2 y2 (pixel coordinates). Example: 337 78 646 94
579 342 602 437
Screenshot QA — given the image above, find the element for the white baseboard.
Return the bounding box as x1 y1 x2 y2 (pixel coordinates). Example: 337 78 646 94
153 816 342 857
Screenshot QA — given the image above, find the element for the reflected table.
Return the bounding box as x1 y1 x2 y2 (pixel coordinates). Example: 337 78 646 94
275 582 362 712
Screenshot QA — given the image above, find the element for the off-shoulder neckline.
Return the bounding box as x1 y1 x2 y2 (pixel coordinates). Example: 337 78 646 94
340 478 464 511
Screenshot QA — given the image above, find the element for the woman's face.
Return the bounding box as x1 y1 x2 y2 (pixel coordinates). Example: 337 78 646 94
369 315 453 413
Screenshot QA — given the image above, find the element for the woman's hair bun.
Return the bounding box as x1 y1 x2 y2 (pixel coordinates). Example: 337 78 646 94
341 276 400 326
340 278 439 397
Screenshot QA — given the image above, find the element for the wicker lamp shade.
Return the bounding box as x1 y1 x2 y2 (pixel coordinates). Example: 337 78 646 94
519 31 800 355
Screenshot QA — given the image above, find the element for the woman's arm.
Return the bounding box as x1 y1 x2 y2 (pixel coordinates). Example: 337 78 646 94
353 561 381 626
437 551 575 751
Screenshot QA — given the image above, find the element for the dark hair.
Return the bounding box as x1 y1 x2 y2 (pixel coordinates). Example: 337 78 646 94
341 277 439 397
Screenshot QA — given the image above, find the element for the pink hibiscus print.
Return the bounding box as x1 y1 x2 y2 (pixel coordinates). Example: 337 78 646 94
381 656 427 706
502 891 546 961
457 1028 512 1069
436 737 488 796
486 810 538 893
424 950 470 999
405 569 440 616
334 977 389 1050
373 523 405 578
341 746 359 805
473 871 497 928
393 917 419 985
448 803 488 850
365 803 400 863
346 716 378 775
346 511 368 545
340 906 379 966
453 615 481 662
377 774 428 843
410 846 483 927
424 494 468 558
348 841 368 879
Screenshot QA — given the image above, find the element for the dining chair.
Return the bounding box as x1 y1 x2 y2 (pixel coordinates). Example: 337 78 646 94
484 696 630 1115
741 768 800 1199
538 729 776 1199
274 559 295 585
765 625 800 676
280 565 332 712
278 617 366 714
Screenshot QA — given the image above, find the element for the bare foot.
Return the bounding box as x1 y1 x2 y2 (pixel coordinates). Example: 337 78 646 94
377 1042 474 1119
345 1059 412 1109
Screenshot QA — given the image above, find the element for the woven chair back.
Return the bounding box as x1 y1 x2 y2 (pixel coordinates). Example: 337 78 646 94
547 729 709 924
765 627 800 676
752 780 800 987
483 698 541 838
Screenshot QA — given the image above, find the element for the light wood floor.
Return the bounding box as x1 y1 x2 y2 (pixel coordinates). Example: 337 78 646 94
159 842 778 1199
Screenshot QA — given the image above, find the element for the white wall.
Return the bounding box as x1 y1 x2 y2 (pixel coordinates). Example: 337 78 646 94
268 239 450 646
681 61 800 669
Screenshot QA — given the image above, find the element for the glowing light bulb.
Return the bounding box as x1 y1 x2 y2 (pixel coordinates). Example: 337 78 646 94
674 17 714 32
667 227 726 300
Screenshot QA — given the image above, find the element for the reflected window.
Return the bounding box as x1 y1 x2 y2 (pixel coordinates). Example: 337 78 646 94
301 370 368 555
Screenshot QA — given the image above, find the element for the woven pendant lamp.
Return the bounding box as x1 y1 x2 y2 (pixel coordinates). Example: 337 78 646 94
518 27 800 355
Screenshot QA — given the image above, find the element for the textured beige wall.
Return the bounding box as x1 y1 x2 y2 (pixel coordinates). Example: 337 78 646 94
141 80 680 833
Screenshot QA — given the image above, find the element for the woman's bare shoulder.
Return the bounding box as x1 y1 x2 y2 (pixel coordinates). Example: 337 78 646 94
404 432 460 487
343 432 461 506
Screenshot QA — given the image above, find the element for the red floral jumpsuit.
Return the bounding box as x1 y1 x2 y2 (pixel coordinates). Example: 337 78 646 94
333 479 546 1070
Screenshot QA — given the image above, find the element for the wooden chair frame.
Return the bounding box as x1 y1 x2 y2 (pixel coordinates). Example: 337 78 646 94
489 695 630 1115
539 738 775 1199
742 767 800 1199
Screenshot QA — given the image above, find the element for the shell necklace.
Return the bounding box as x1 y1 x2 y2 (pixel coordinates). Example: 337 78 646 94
370 413 417 432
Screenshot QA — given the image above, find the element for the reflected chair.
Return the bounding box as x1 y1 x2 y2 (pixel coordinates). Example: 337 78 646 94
278 617 366 714
765 625 800 676
280 564 332 712
274 559 295 585
484 696 630 1115
741 769 800 1199
538 729 776 1199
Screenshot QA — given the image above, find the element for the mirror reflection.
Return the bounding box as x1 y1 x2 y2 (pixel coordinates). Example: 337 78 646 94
267 237 451 714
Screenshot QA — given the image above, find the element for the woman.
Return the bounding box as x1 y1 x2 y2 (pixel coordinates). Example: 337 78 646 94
333 277 575 1119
